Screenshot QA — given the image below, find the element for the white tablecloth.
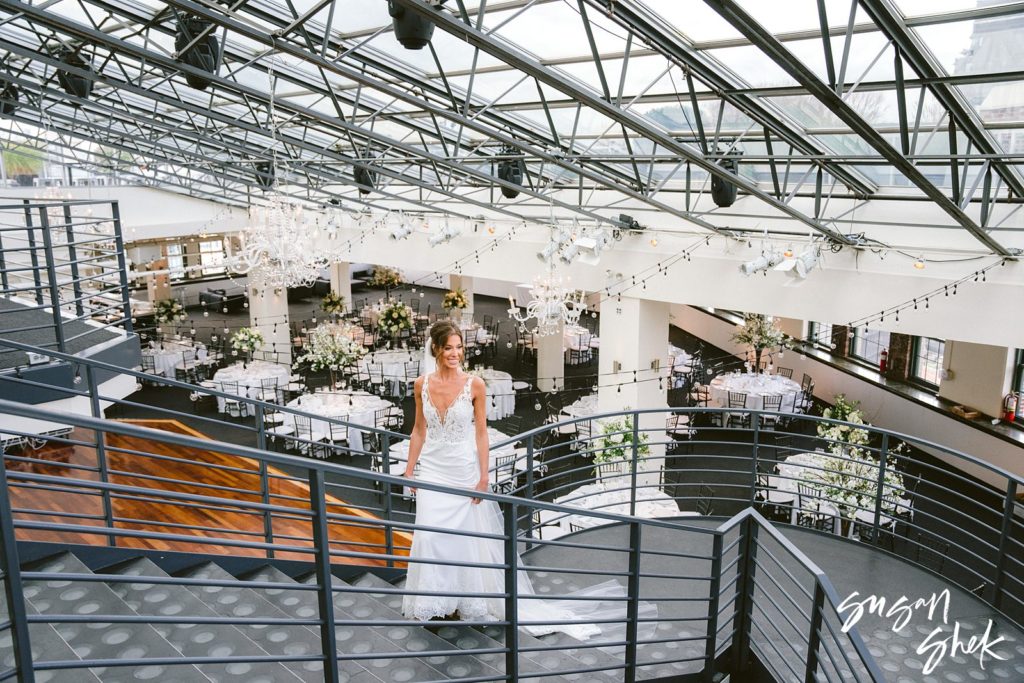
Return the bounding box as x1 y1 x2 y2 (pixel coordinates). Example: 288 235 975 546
560 393 598 420
212 361 290 413
473 369 514 420
388 429 533 495
552 482 688 531
709 372 801 412
767 452 910 533
142 341 205 377
285 391 396 452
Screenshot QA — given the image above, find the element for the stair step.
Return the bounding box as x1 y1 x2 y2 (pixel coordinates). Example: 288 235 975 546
248 565 511 682
176 561 361 683
105 557 303 682
0 601 104 683
325 573 585 683
22 552 210 683
354 572 608 681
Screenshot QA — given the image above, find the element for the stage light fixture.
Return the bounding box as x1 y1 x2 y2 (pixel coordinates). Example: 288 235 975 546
740 250 784 276
428 221 461 247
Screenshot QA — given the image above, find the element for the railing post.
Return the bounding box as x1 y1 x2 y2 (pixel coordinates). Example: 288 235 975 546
525 434 535 544
703 533 723 683
110 202 134 334
630 410 639 517
502 500 519 683
84 366 116 546
804 582 826 683
62 203 84 317
382 433 394 569
22 200 43 305
309 469 340 683
37 210 66 354
872 434 889 541
0 227 8 293
0 452 36 683
255 403 274 559
625 521 642 683
992 480 1018 609
749 413 761 506
732 516 759 675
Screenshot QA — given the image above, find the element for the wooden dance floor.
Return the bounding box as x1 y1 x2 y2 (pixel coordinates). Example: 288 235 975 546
4 420 410 567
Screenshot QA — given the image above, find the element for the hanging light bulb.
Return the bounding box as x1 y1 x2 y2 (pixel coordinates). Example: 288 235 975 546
913 258 926 270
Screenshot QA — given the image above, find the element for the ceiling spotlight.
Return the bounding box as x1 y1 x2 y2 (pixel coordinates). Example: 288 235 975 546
497 144 525 199
56 47 94 103
389 220 413 240
176 15 221 90
574 228 613 266
775 247 821 279
913 258 926 270
711 147 743 208
388 0 447 50
428 220 461 247
740 250 784 276
537 241 560 263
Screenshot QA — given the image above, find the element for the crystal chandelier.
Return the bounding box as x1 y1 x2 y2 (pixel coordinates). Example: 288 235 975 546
508 261 587 336
228 60 327 289
232 195 326 288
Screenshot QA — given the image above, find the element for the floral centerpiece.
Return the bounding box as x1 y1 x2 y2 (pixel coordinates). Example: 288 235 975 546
731 313 789 371
442 288 469 313
320 291 346 317
378 300 414 338
294 326 367 386
368 266 402 297
593 415 650 482
230 327 264 364
817 394 871 458
805 453 905 520
154 298 187 324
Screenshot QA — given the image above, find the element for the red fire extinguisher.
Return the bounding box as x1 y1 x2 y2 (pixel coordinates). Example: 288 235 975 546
879 349 888 374
1005 393 1019 423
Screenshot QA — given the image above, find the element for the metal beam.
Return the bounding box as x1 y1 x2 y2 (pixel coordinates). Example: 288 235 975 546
703 0 1011 255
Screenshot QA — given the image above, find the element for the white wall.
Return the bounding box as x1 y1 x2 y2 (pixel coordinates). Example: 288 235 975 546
938 341 1016 417
670 304 1024 488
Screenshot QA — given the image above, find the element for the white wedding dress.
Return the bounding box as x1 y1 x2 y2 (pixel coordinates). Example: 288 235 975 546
402 374 656 641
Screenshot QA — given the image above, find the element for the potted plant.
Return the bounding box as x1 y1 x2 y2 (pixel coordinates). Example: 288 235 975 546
442 288 469 315
731 313 789 371
593 415 649 486
230 327 264 366
368 266 402 299
321 291 346 319
294 326 367 388
4 144 44 186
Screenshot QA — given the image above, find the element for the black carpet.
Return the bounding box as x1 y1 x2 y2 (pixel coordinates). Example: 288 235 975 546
0 296 122 369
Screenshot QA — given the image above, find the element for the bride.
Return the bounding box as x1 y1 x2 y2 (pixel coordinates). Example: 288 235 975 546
401 321 654 639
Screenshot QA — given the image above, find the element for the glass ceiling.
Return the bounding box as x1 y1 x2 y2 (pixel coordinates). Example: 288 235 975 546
0 0 1020 256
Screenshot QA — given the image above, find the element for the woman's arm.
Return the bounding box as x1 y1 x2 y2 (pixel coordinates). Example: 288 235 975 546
404 376 427 491
471 376 490 504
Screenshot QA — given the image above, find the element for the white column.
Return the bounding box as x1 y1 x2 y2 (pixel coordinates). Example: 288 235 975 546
536 319 565 393
597 297 670 488
329 261 352 313
248 267 291 366
449 274 475 317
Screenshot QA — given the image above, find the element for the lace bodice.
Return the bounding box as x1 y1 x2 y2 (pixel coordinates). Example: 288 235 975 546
422 374 475 445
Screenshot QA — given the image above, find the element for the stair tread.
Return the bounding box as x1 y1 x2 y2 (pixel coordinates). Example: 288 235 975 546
177 561 366 683
105 557 304 682
0 601 104 683
23 553 212 683
247 565 525 682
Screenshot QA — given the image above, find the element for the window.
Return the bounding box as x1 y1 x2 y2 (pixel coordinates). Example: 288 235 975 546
164 243 185 279
850 326 890 366
199 239 226 275
911 337 945 388
808 321 833 350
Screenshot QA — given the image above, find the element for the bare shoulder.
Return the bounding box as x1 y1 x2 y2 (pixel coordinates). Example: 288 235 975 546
414 375 425 392
469 375 487 393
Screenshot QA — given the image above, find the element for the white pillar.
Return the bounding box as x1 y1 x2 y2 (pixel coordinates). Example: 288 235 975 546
449 274 475 317
536 319 565 393
248 267 291 366
597 297 670 488
329 261 352 313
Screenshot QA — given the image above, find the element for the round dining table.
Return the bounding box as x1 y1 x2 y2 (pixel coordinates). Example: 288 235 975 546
708 372 801 412
285 390 397 453
211 361 290 413
142 340 206 377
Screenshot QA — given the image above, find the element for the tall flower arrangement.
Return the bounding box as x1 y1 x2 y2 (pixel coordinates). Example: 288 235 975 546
320 292 346 317
368 266 402 298
594 415 650 473
442 288 469 313
378 301 414 338
805 454 905 519
154 299 187 324
731 314 788 369
295 326 366 386
817 394 871 458
230 327 264 363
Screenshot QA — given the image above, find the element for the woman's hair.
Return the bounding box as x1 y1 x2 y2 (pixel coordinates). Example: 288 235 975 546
429 321 464 361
